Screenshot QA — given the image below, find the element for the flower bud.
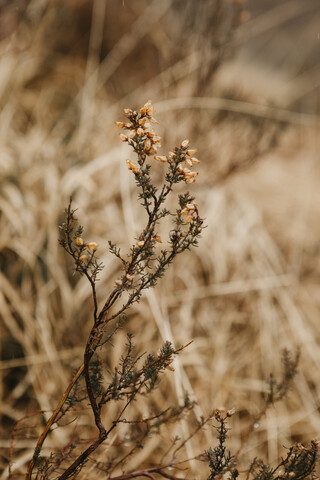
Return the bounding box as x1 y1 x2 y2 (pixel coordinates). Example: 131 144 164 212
140 101 151 115
216 406 226 414
154 155 168 163
136 240 145 247
115 121 125 128
138 117 147 126
186 203 196 210
128 129 137 139
87 242 99 251
76 237 84 246
126 159 139 174
186 149 197 156
145 139 152 151
153 234 162 243
190 157 200 164
142 100 152 110
119 133 128 142
226 408 236 417
180 139 189 148
79 254 88 263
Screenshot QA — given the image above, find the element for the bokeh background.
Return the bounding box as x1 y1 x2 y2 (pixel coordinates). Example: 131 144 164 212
1 0 320 477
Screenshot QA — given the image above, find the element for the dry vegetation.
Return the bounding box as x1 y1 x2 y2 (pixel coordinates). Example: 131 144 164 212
1 0 320 478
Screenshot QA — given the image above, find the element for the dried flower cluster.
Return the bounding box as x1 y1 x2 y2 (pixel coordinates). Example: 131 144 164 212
109 101 204 293
116 100 200 185
116 100 160 157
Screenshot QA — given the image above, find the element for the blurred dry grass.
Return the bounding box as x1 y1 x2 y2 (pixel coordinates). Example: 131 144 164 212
0 0 320 477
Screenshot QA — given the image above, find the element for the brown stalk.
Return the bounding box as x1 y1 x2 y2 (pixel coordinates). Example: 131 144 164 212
25 364 84 480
